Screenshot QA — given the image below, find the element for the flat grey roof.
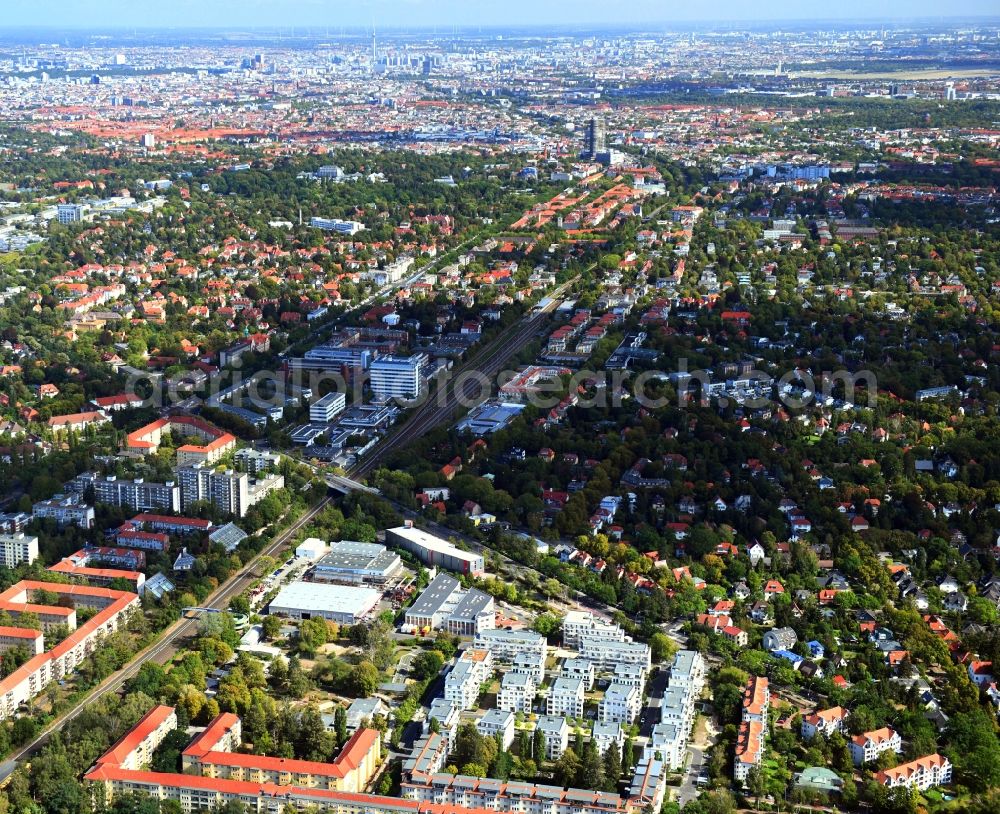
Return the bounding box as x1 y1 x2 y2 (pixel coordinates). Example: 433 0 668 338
407 572 461 617
269 581 381 616
449 588 493 621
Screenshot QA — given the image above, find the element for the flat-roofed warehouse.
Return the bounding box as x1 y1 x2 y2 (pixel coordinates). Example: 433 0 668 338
312 541 403 586
268 581 381 625
385 525 484 576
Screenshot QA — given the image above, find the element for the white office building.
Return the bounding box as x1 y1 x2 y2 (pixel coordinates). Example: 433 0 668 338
310 217 365 235
57 204 88 224
369 355 427 401
310 392 347 423
404 573 495 636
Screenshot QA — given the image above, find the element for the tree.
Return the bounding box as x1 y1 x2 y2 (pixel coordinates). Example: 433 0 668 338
622 737 634 770
580 739 604 791
412 650 445 680
533 726 546 762
649 632 678 664
453 723 497 770
602 745 621 791
555 748 581 787
946 709 1000 791
262 615 282 640
334 706 348 746
298 617 329 655
532 613 562 638
350 660 380 697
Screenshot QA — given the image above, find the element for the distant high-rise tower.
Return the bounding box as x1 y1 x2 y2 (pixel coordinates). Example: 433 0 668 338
583 116 606 159
372 25 378 62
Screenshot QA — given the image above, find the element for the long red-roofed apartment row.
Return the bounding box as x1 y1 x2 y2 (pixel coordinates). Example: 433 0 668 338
87 705 391 812
0 580 139 719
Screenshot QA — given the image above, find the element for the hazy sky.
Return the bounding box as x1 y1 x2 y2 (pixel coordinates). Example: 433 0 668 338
5 0 998 29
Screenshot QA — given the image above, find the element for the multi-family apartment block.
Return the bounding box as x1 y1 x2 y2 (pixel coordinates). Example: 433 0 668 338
561 658 595 691
497 671 536 713
591 721 624 758
562 610 626 649
578 636 651 672
850 727 902 766
599 682 641 725
473 628 546 661
547 676 585 719
801 706 848 740
875 754 952 792
0 581 139 719
535 715 570 760
734 676 769 784
0 532 39 568
476 708 515 750
443 649 493 711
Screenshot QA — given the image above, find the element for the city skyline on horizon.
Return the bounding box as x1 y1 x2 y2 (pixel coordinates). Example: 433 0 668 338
5 0 1000 31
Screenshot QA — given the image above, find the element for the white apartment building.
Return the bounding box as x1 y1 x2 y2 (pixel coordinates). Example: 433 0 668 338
93 476 181 513
498 671 536 714
511 649 546 685
669 650 706 695
177 465 249 517
801 706 848 740
474 628 546 662
875 754 952 792
535 715 570 760
850 728 902 766
547 676 585 719
659 687 694 732
443 650 492 711
561 658 595 691
310 391 347 422
177 465 284 518
612 662 647 689
646 723 686 770
562 610 626 649
32 495 94 529
599 682 640 725
578 636 651 671
425 698 460 744
369 354 427 401
0 533 39 568
591 721 623 758
476 708 515 750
